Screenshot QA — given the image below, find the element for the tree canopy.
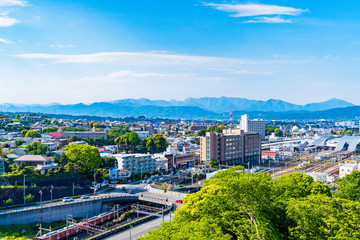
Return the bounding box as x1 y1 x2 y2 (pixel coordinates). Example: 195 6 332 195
24 130 41 138
64 144 101 175
336 171 360 201
25 141 48 155
141 170 341 240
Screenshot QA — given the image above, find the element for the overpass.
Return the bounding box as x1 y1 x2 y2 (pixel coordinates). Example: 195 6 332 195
0 193 169 225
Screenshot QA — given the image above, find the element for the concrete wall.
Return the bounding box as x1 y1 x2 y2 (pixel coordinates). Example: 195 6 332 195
0 195 139 225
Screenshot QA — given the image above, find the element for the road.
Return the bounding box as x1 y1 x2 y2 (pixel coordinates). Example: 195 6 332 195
104 213 173 240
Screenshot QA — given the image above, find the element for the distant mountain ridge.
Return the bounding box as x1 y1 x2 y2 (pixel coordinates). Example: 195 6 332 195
0 97 356 120
106 97 354 113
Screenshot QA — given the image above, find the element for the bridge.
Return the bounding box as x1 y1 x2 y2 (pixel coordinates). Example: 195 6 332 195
0 193 169 225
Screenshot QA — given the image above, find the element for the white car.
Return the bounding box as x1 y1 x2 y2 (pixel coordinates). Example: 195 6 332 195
62 197 73 202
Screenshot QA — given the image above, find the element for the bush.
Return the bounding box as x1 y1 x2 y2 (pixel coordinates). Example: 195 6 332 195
24 194 34 203
3 198 14 205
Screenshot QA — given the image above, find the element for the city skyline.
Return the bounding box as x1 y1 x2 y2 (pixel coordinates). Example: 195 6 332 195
1 0 360 104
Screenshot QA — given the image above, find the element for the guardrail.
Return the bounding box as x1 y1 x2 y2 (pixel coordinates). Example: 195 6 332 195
86 205 173 240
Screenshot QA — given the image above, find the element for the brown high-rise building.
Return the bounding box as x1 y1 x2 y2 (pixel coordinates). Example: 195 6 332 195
200 129 261 166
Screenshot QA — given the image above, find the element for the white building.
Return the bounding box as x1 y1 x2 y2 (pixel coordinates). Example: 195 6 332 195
306 172 330 184
113 153 157 175
108 167 131 180
134 131 150 140
335 121 357 128
340 163 358 179
152 153 169 172
239 114 266 140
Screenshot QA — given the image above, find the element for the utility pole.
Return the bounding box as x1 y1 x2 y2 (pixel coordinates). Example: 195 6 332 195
72 182 75 197
93 169 96 198
23 174 26 204
162 207 164 222
50 185 54 201
128 218 132 240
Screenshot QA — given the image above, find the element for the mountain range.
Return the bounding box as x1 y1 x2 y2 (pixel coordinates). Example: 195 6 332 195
0 97 357 120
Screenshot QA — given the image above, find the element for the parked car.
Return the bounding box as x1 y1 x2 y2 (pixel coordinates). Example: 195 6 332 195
121 187 126 191
81 195 89 199
175 199 183 204
62 197 73 202
127 190 133 194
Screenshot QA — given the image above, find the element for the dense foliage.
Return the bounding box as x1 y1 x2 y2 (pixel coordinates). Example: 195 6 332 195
64 144 101 175
140 169 360 240
25 141 48 155
265 125 283 136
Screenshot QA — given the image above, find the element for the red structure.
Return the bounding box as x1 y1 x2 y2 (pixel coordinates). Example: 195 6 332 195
36 205 131 240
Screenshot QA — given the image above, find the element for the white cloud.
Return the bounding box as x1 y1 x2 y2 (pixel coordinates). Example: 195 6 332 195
0 16 19 26
205 3 307 17
205 3 307 23
228 70 274 75
0 0 27 7
15 51 248 67
0 37 12 44
49 44 78 48
246 16 292 24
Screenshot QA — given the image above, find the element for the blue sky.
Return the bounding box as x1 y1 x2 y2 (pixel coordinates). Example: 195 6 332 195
1 0 360 105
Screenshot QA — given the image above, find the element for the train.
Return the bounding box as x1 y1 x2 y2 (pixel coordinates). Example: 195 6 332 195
36 204 131 240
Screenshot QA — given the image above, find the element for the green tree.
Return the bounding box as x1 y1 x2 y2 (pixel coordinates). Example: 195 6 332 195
273 172 331 200
216 125 226 132
128 132 141 152
286 195 360 240
274 128 283 137
25 141 48 155
101 157 117 168
3 198 14 205
209 160 219 169
24 194 34 203
145 137 155 153
336 171 360 201
15 139 26 147
42 127 58 133
21 129 28 137
153 134 167 152
64 144 101 175
196 129 207 136
24 130 41 138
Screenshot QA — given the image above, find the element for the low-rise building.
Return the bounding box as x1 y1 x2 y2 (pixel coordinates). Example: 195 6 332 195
113 153 156 175
108 168 131 180
14 155 58 174
134 131 150 140
340 163 358 179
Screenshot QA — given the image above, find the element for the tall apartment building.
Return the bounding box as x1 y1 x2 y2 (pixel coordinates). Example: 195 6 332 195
200 129 261 166
113 153 157 175
239 114 266 140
